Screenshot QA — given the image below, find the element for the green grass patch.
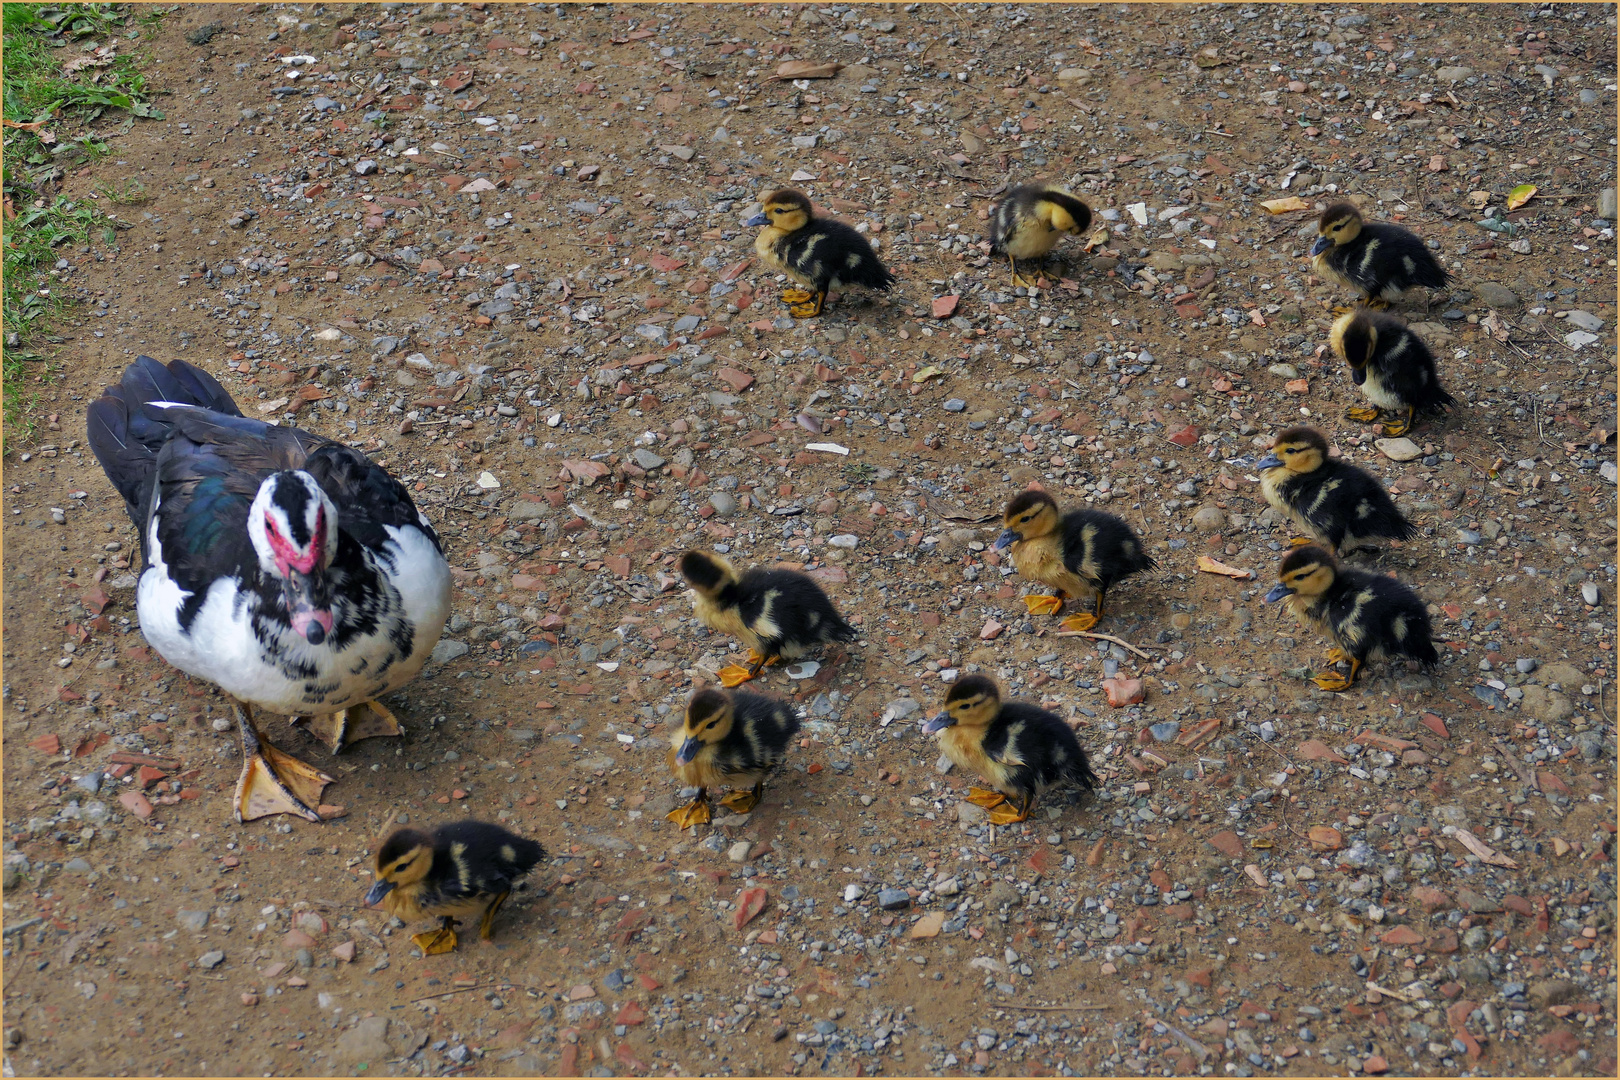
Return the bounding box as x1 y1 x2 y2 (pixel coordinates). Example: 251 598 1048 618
3 4 164 441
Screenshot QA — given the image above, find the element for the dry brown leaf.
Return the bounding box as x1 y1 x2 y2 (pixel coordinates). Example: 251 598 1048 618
1196 556 1255 580
1260 196 1310 214
1194 47 1226 69
1307 825 1343 851
774 61 842 80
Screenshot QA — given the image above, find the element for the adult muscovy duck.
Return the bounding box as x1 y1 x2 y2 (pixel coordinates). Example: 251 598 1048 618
88 356 452 823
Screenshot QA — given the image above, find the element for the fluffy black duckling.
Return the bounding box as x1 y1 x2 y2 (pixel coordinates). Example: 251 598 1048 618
1256 426 1416 556
923 675 1098 825
1264 544 1438 692
365 821 545 955
680 549 857 687
666 686 801 829
1311 202 1449 310
744 188 895 318
993 489 1156 631
1330 309 1456 437
989 184 1093 289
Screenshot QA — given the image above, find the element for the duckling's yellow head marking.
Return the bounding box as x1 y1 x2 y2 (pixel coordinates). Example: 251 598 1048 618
1265 544 1338 603
753 188 813 233
679 550 738 598
673 687 736 763
1329 309 1381 371
1257 426 1328 475
1312 202 1364 254
366 828 433 905
1035 189 1092 236
996 489 1060 549
924 674 1002 733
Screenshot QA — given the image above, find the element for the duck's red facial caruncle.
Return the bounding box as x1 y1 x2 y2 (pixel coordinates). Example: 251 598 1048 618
251 471 340 646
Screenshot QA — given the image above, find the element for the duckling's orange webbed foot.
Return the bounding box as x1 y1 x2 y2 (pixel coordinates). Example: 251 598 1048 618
1344 406 1383 423
1329 303 1359 317
717 664 757 688
479 892 510 941
965 787 1009 809
1364 296 1392 311
1023 594 1066 617
779 288 815 304
1287 536 1316 548
719 782 764 814
1325 648 1351 665
1311 672 1355 692
1378 407 1416 438
988 794 1034 825
233 703 332 824
667 791 713 830
787 293 826 319
1060 612 1099 633
413 919 459 956
292 698 403 755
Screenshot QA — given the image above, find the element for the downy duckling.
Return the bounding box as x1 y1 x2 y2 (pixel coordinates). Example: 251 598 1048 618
994 489 1156 631
1264 544 1438 692
680 550 857 687
923 675 1098 824
989 185 1093 289
744 188 895 318
666 686 801 829
1256 426 1415 556
1311 202 1449 310
1330 308 1455 437
365 821 545 954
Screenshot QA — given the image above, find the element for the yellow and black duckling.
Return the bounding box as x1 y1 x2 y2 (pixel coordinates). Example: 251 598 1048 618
666 686 801 830
679 549 857 687
365 820 546 955
1330 308 1456 437
744 188 895 318
1255 426 1416 556
994 489 1156 632
923 675 1099 825
1311 202 1449 311
988 184 1093 289
1264 544 1438 692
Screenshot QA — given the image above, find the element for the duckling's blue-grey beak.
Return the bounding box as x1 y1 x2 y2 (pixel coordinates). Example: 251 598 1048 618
675 736 703 765
364 878 395 906
1255 453 1284 471
1264 582 1294 603
1309 235 1333 256
922 711 954 734
744 212 768 227
992 529 1019 551
1350 366 1367 386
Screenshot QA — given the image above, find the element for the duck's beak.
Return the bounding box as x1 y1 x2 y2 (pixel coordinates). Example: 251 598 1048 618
1350 366 1367 385
1264 582 1294 603
283 572 335 645
992 529 1019 551
1255 453 1284 471
744 212 769 227
922 711 954 734
364 878 395 906
675 736 703 765
1309 235 1333 256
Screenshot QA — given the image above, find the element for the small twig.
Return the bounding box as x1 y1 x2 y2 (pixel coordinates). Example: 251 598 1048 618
413 985 482 1004
1366 981 1416 1002
1598 679 1610 725
1051 630 1157 659
1202 128 1236 138
1248 733 1298 771
1005 1003 1113 1012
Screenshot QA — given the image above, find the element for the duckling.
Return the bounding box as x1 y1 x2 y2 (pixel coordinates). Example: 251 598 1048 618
680 550 857 687
1255 426 1415 556
993 490 1156 631
989 185 1093 289
923 675 1098 825
1263 544 1437 692
365 820 545 955
665 686 801 829
744 188 895 318
1311 202 1449 311
1330 309 1456 437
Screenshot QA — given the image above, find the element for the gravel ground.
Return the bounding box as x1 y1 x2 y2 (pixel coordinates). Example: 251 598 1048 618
2 3 1616 1077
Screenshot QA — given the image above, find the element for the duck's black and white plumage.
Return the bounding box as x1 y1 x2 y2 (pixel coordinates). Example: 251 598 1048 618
745 188 895 319
1256 426 1416 556
87 356 452 822
1330 309 1456 437
1311 202 1449 308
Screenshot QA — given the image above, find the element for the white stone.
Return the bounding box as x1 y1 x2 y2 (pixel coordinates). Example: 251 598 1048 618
477 471 501 490
1375 437 1424 462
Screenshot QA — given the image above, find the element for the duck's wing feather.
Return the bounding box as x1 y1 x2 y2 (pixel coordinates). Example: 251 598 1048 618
302 442 443 554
